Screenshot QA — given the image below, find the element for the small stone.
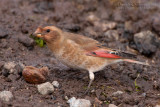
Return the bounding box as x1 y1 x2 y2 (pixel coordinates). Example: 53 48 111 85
141 93 146 97
0 28 8 39
134 31 160 56
112 91 124 97
91 89 95 93
15 63 24 76
87 14 99 23
104 30 119 42
2 69 10 77
64 96 69 100
101 22 117 31
37 82 54 95
109 104 118 107
67 97 91 107
52 81 59 88
18 36 34 47
0 91 13 102
23 66 49 84
4 62 16 73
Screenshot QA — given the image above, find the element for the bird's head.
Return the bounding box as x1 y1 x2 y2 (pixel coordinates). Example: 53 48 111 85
33 26 62 43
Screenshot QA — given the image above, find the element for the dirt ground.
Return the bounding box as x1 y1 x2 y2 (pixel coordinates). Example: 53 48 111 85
0 0 160 107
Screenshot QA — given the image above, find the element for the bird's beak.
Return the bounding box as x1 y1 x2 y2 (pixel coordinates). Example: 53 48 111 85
32 33 43 38
32 27 43 38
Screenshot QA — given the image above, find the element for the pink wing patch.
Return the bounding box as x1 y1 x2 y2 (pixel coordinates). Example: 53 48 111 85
86 50 121 58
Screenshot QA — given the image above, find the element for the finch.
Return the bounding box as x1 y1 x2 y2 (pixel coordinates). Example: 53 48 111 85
33 26 149 92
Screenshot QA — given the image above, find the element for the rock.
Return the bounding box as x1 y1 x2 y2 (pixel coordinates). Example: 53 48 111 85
104 30 119 42
0 28 8 39
22 66 49 84
15 63 24 76
37 82 54 95
101 22 117 31
64 96 69 100
67 97 91 107
134 31 160 56
2 69 10 77
4 62 16 73
33 1 54 14
109 104 118 107
52 81 59 88
112 91 124 97
121 31 133 42
86 14 99 23
18 36 34 47
0 91 13 102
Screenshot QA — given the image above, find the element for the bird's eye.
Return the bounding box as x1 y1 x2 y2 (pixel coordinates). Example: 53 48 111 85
46 29 50 33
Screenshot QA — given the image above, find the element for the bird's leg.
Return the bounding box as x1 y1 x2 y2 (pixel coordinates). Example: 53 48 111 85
85 71 95 94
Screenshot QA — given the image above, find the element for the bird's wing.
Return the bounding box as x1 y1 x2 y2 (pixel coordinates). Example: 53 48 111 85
65 32 137 59
64 32 99 51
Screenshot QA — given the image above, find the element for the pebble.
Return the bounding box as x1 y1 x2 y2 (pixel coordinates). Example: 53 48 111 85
109 104 118 107
67 97 91 107
0 91 13 102
18 36 34 47
37 82 54 95
52 81 59 88
134 31 160 56
104 30 119 42
15 62 24 76
3 62 16 73
86 14 99 23
112 91 124 97
0 27 8 39
23 66 49 84
64 96 69 100
101 22 117 31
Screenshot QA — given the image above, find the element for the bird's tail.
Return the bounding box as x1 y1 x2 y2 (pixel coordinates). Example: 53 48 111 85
123 59 150 66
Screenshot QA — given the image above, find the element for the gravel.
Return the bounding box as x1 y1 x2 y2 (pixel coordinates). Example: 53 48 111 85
109 104 118 107
67 97 91 107
112 91 124 97
3 62 16 73
37 82 54 95
0 91 13 102
52 81 60 88
104 30 119 42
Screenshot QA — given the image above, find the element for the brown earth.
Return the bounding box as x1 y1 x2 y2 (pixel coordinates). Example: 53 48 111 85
0 0 160 107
